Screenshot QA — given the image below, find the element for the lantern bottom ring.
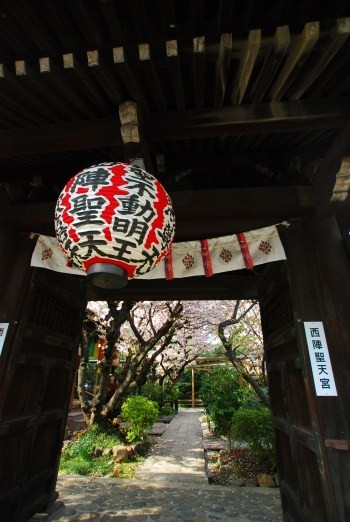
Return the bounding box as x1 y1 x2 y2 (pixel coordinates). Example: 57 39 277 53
87 263 128 290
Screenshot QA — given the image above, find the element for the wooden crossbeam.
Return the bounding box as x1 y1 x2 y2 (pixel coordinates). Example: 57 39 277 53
5 186 314 239
0 99 347 158
144 98 349 142
86 271 261 301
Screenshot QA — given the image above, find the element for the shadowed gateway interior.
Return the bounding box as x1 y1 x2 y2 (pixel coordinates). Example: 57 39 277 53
1 2 350 522
1 2 350 298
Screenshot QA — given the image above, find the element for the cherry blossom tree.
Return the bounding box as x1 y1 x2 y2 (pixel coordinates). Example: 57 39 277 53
79 300 187 425
78 300 135 424
77 298 267 427
213 300 269 407
139 301 217 388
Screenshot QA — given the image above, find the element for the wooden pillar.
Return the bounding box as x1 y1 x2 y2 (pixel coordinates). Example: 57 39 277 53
279 214 350 521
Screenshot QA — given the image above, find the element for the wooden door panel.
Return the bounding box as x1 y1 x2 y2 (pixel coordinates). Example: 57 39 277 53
0 264 85 521
259 261 335 522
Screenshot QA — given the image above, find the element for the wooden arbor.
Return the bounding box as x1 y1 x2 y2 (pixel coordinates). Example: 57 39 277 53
0 2 350 520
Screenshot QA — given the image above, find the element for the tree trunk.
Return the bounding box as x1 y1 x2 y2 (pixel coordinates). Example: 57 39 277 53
77 331 94 425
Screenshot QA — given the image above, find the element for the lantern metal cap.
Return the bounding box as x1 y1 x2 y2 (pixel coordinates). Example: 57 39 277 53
87 263 128 290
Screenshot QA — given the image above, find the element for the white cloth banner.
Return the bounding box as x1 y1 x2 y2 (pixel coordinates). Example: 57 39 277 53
30 225 286 279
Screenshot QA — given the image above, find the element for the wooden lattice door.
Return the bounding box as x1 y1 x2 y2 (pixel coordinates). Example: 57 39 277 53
0 266 85 522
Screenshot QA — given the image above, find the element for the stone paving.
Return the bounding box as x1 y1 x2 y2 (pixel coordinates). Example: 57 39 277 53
47 408 283 521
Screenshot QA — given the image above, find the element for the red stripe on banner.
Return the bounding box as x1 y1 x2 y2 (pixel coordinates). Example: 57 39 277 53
236 232 254 269
164 246 174 280
200 239 213 277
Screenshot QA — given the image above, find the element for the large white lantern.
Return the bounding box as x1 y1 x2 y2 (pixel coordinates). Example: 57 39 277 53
54 162 175 288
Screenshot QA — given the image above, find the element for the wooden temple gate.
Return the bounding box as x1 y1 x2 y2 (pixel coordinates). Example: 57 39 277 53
0 2 350 520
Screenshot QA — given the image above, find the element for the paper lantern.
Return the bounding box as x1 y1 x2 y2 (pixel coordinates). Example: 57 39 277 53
54 162 175 288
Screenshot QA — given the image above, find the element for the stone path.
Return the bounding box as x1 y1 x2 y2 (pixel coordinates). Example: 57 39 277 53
135 407 207 485
45 407 283 521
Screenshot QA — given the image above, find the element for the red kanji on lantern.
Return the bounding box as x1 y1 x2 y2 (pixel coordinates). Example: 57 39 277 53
54 162 175 288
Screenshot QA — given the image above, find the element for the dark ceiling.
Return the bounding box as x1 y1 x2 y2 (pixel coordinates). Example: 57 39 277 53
0 0 350 299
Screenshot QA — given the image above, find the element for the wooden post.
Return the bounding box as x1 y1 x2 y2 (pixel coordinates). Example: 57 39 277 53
276 214 350 521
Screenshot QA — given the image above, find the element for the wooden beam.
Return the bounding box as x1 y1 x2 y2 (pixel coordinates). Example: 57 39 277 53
0 98 348 158
144 98 350 142
312 117 350 217
39 57 97 118
86 270 261 301
231 29 261 105
290 18 350 100
113 47 149 110
193 36 206 110
250 25 290 104
138 43 168 111
0 118 121 157
87 50 123 106
269 21 319 101
214 33 232 107
166 40 186 110
4 186 314 238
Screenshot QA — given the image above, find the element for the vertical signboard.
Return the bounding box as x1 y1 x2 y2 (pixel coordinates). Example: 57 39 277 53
304 321 337 396
0 322 9 356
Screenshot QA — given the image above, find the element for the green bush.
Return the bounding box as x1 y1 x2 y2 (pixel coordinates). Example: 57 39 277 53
142 382 169 408
59 422 124 477
168 383 180 401
159 405 176 416
240 387 268 410
142 382 180 410
62 422 122 460
199 367 243 436
121 396 159 442
231 408 276 465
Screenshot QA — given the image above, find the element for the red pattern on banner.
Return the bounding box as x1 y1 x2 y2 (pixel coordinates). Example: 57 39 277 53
200 239 213 277
236 233 254 269
164 246 174 280
182 253 195 269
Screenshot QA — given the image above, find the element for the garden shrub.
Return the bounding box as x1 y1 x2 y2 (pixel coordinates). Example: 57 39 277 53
59 422 124 476
121 396 159 442
231 408 276 466
141 382 169 408
159 405 176 416
240 387 268 410
199 367 243 450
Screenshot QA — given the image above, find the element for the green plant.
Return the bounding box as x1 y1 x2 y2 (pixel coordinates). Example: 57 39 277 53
199 367 244 450
231 408 276 466
240 387 268 409
159 405 176 416
121 396 159 442
59 422 124 477
168 383 180 402
62 422 122 459
142 382 169 408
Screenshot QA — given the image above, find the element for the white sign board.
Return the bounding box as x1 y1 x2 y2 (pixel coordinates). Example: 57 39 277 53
0 323 9 357
304 321 337 396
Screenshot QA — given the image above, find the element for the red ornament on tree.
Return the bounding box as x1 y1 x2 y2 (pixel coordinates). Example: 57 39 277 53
55 162 175 288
